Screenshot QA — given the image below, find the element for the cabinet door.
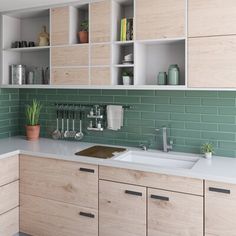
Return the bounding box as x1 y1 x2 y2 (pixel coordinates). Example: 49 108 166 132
99 180 146 236
188 0 236 37
148 188 203 236
20 194 98 236
90 0 111 43
205 181 236 236
91 67 111 85
91 44 110 66
136 0 185 40
189 36 236 88
51 6 69 45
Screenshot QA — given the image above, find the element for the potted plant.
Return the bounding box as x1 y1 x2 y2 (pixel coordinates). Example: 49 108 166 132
78 20 88 44
201 143 214 159
25 100 42 141
122 71 133 85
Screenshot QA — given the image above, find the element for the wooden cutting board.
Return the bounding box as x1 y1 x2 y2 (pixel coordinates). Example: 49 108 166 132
76 145 126 159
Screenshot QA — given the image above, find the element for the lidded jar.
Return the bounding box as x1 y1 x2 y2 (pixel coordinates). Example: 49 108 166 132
168 64 180 85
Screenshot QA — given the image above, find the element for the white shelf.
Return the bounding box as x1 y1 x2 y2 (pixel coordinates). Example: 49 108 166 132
136 37 186 45
114 40 134 45
114 64 134 67
4 46 50 52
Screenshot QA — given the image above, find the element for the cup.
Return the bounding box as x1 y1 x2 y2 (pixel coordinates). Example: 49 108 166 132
123 76 133 85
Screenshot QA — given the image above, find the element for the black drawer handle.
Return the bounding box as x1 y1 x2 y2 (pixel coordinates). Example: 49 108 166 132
209 187 230 194
125 190 142 196
79 212 95 218
79 168 95 173
151 194 169 201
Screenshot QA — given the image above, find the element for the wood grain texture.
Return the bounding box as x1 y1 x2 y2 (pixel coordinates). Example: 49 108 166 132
20 155 98 209
90 0 111 43
51 68 89 85
51 7 69 45
205 181 236 236
51 45 89 67
188 0 236 37
20 194 98 236
99 180 146 236
148 188 203 236
0 181 19 215
0 155 19 187
189 36 236 88
136 0 185 40
91 44 110 66
99 166 203 196
91 67 111 85
0 207 19 236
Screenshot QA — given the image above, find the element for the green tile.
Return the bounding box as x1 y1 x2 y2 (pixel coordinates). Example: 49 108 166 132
218 141 236 150
201 131 235 141
141 112 170 120
103 90 127 96
128 90 155 96
171 97 200 105
185 106 217 114
114 96 140 104
219 107 236 115
218 91 236 98
79 89 102 95
155 91 185 97
170 129 201 138
219 124 236 132
185 91 217 97
127 119 155 127
214 149 235 158
125 111 141 119
185 139 217 147
171 113 200 122
185 122 217 131
90 96 113 103
201 115 235 124
141 96 170 104
202 98 235 106
155 105 185 113
134 104 155 112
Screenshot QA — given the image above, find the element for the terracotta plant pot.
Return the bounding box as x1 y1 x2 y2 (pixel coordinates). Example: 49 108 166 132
26 125 40 141
78 31 88 43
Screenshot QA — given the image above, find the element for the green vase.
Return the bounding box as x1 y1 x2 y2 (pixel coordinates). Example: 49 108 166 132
157 72 167 85
168 64 180 85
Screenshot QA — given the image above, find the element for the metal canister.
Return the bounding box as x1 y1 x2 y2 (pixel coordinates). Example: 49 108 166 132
10 65 26 85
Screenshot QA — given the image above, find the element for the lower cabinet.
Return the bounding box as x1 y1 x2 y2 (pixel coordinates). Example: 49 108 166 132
99 180 146 236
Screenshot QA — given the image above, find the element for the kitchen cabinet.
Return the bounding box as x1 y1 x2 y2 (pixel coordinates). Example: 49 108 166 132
136 0 185 40
188 0 236 37
99 180 146 236
205 181 236 236
90 67 111 85
148 188 203 236
188 36 236 88
91 44 110 66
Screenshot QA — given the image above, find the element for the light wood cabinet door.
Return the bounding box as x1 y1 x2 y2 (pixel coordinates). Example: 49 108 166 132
20 194 98 236
51 6 70 45
188 0 236 37
205 181 236 236
20 155 98 209
148 188 203 236
91 67 111 85
90 0 111 43
189 36 236 88
91 44 110 66
99 180 146 236
136 0 185 40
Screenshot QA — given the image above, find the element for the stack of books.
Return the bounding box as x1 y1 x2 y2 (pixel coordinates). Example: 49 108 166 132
120 18 133 41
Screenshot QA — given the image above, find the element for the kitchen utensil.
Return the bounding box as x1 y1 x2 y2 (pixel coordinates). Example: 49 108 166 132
61 109 65 138
70 110 76 138
64 110 70 138
52 109 61 139
75 111 84 140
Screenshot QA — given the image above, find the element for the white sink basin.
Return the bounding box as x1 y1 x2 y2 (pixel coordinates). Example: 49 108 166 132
114 151 199 169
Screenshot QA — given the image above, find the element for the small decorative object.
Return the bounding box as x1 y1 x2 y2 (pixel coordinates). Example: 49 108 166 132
78 21 89 44
122 53 133 65
168 64 180 85
10 64 26 85
27 71 34 84
28 41 35 47
157 72 167 85
201 143 214 159
38 25 50 46
122 71 133 85
25 100 42 141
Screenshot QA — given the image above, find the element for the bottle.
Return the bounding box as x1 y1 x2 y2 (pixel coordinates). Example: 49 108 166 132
90 108 94 116
89 120 93 128
168 64 180 85
97 121 102 129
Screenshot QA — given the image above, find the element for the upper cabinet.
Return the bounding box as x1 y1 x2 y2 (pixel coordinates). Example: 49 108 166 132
188 0 236 38
136 0 186 40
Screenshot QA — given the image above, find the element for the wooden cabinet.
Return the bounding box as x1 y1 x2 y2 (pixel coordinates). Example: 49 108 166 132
90 0 111 43
91 44 110 66
188 0 236 37
99 180 146 236
20 194 98 236
136 0 185 40
205 181 236 236
91 67 111 85
51 6 70 45
188 36 236 88
148 188 203 236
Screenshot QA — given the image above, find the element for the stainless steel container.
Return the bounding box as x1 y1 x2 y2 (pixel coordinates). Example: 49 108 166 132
10 65 26 85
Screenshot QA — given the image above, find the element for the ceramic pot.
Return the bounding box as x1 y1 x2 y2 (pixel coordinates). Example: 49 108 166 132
78 31 88 43
157 72 167 85
26 125 40 141
122 76 133 85
204 152 212 159
168 64 180 85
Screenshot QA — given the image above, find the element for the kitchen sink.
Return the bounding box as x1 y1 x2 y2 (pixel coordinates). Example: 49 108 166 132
114 151 199 169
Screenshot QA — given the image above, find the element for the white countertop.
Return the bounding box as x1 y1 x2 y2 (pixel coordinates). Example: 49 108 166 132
1 136 236 184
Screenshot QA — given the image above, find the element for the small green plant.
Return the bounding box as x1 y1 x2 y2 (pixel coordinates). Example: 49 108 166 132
80 21 88 32
26 100 42 126
201 143 214 154
122 71 133 77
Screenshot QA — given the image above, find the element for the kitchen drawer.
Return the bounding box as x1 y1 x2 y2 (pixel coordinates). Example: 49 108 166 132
0 155 19 187
20 194 98 236
0 181 19 215
0 207 19 236
51 45 89 67
99 166 203 196
20 155 98 209
51 68 89 85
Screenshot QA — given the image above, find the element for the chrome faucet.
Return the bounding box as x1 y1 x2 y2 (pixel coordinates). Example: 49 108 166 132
139 143 149 151
156 127 173 152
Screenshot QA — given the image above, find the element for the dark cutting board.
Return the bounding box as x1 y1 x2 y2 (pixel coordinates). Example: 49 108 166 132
75 145 126 159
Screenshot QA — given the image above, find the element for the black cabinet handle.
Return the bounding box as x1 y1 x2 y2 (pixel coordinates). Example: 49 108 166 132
209 187 230 194
79 212 95 218
125 190 142 196
79 167 95 173
150 194 169 201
